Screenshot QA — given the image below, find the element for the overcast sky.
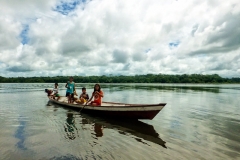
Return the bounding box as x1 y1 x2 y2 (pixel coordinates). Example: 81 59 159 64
0 0 239 77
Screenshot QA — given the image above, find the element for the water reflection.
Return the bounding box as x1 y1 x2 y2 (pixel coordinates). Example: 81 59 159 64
93 123 103 137
103 84 221 93
14 117 27 150
53 102 167 148
49 154 80 160
80 117 104 139
79 113 166 148
64 113 77 140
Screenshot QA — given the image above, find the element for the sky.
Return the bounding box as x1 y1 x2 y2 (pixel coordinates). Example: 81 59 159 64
0 0 240 78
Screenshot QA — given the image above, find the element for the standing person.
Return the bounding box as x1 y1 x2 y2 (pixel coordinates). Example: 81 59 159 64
65 77 75 103
53 83 60 101
87 84 104 106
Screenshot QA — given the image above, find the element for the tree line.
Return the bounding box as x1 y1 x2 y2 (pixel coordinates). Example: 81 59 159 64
0 74 239 83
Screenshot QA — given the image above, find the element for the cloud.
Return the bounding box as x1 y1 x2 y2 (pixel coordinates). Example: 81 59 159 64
0 16 21 50
0 0 239 78
7 65 33 72
112 49 128 63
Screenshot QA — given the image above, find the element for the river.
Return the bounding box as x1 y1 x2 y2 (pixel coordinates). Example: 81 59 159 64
0 83 239 160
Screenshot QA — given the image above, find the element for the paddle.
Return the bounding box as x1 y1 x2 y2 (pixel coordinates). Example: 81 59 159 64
79 101 88 113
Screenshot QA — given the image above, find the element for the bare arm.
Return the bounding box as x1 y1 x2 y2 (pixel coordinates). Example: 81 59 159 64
95 91 104 97
86 93 94 104
86 94 89 100
79 93 83 99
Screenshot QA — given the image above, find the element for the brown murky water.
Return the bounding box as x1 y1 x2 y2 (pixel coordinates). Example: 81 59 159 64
0 83 239 160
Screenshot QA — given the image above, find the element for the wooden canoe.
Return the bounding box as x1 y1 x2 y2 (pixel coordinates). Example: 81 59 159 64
48 96 166 120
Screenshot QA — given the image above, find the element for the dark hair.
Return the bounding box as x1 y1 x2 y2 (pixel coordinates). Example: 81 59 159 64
45 89 48 92
55 83 58 86
82 87 86 91
94 83 101 92
70 76 73 79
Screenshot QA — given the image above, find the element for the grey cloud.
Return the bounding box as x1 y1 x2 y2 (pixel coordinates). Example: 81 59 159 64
190 46 236 55
112 50 128 63
7 65 32 72
35 47 48 56
122 63 130 71
191 24 199 37
208 63 232 71
162 23 173 33
206 53 240 71
61 42 91 55
206 14 240 48
191 13 240 56
132 52 145 61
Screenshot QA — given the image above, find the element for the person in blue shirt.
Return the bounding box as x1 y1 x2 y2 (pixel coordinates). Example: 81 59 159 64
65 76 75 103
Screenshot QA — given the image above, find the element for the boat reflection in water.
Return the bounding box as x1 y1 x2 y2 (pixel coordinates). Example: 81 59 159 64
64 112 78 140
79 113 167 148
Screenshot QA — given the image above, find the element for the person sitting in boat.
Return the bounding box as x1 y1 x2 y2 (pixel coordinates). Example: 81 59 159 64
76 87 89 104
73 90 79 102
52 83 60 101
65 76 75 103
86 84 104 106
45 89 53 98
80 87 89 101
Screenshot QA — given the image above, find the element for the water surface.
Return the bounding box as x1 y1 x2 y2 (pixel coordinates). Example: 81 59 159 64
0 83 239 160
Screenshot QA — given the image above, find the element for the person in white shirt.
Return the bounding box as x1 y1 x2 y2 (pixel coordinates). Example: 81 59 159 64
53 83 60 101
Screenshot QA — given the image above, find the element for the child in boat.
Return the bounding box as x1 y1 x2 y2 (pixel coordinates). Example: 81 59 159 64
80 87 89 102
76 87 89 104
52 83 60 101
65 76 75 103
45 89 53 98
86 84 104 106
73 90 79 102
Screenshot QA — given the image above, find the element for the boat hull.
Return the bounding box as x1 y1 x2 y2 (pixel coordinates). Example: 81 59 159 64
76 109 160 120
48 97 166 120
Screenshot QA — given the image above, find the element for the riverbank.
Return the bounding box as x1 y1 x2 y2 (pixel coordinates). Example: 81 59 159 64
0 74 239 83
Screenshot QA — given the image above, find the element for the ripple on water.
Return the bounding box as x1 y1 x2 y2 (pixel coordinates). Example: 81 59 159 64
1 83 240 160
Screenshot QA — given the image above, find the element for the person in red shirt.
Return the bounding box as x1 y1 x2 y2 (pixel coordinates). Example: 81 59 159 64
87 84 104 106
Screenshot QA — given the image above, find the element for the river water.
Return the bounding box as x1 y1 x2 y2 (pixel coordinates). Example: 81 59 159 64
0 83 239 160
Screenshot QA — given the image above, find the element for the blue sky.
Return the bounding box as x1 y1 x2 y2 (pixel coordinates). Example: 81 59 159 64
54 0 86 15
20 25 29 45
0 0 240 78
169 41 180 49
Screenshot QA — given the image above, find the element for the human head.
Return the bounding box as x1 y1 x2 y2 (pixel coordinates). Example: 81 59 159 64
69 76 73 82
94 84 101 92
55 83 58 86
82 87 86 93
45 89 48 93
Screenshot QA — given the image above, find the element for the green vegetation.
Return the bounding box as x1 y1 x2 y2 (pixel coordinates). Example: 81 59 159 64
0 74 239 83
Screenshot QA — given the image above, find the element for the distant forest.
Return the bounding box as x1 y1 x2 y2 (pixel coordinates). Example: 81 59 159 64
0 74 240 83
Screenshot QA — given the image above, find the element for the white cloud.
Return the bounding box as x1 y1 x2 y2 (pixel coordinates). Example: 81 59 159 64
0 0 239 78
